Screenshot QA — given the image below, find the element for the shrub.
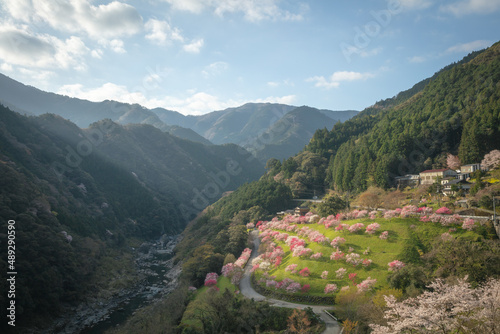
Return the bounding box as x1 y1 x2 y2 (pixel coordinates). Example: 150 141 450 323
436 207 452 215
388 260 405 271
299 267 311 277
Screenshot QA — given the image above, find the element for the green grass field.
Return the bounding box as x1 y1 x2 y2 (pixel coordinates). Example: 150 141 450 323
254 216 485 296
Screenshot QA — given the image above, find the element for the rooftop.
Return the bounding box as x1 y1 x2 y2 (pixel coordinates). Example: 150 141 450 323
420 168 450 174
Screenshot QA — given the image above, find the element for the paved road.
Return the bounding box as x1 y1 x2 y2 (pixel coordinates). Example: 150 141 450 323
239 231 342 334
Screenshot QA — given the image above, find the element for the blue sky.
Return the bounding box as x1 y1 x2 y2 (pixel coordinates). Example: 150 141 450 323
0 0 499 115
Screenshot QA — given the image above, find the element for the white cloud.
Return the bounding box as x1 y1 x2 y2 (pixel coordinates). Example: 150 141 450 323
57 82 297 115
91 49 103 59
202 61 229 78
266 79 294 88
183 38 204 53
58 82 141 104
440 0 500 16
408 55 426 63
307 71 375 89
97 39 126 53
252 95 297 105
164 0 307 22
145 19 184 45
17 67 56 83
1 0 143 39
0 63 12 71
446 40 491 53
0 24 89 69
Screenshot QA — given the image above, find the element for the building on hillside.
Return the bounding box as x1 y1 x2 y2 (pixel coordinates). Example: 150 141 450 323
419 168 458 185
294 206 309 216
459 163 482 180
277 209 294 217
442 179 472 196
395 174 420 189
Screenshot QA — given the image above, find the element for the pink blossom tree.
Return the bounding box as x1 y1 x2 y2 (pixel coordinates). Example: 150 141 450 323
321 271 329 279
331 249 345 261
357 277 377 292
204 272 219 287
330 236 346 247
285 264 298 274
310 252 323 260
365 223 381 234
436 207 452 215
336 267 347 279
346 252 362 266
362 259 372 267
324 283 338 294
388 260 405 271
286 282 301 293
299 267 311 277
462 218 476 231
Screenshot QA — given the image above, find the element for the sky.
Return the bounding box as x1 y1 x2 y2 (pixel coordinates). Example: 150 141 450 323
0 0 499 116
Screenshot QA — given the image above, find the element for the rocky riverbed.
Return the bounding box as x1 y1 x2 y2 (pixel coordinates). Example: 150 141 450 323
41 235 182 334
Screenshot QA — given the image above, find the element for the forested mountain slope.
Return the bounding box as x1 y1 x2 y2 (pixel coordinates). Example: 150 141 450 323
278 41 500 194
0 105 262 329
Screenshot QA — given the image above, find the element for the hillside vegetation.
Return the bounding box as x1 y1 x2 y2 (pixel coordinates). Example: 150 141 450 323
273 42 500 196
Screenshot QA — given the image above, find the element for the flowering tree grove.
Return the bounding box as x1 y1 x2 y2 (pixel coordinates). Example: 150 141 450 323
371 277 500 334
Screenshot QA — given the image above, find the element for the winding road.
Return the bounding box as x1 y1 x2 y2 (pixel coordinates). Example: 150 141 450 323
239 231 342 334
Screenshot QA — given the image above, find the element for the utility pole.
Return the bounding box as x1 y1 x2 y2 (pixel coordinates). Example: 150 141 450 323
494 195 497 222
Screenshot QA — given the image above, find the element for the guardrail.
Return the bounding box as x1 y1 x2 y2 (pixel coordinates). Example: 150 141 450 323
323 310 337 321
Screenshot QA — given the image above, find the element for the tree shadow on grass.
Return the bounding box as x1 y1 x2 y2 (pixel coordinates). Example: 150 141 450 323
382 230 400 243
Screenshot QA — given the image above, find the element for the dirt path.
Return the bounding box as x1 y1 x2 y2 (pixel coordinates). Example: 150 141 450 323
239 231 342 334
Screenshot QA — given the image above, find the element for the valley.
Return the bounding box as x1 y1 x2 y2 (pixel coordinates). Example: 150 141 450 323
0 35 499 334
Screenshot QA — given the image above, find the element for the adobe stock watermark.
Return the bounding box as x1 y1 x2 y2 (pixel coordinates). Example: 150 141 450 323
51 120 115 181
178 159 244 221
388 107 464 182
51 64 171 181
240 108 296 156
340 0 403 63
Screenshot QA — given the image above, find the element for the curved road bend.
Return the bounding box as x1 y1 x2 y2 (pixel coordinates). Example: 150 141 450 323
239 231 342 334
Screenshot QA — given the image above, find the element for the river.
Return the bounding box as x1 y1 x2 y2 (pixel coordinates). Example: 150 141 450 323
44 235 182 334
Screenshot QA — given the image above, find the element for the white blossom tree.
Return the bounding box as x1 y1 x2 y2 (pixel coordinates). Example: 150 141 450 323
481 150 500 170
447 153 461 170
370 276 500 334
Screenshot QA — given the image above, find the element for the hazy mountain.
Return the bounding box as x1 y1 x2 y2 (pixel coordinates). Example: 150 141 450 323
187 103 296 145
0 73 358 160
244 106 351 163
0 73 210 145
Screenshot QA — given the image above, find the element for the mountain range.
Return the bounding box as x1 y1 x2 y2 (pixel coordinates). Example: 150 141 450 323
0 105 263 327
0 73 357 163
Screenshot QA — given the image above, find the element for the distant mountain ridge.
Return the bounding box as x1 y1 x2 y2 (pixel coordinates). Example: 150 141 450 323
0 73 358 161
244 106 356 162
